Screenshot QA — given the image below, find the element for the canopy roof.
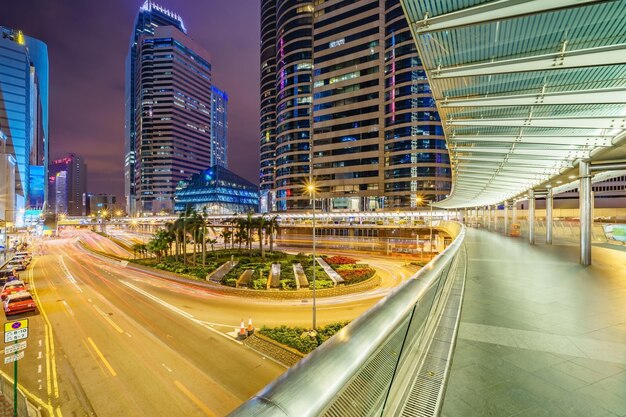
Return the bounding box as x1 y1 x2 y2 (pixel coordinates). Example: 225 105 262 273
401 0 626 208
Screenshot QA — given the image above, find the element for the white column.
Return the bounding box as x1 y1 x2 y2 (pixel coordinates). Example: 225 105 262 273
546 189 553 245
528 190 535 245
580 161 592 265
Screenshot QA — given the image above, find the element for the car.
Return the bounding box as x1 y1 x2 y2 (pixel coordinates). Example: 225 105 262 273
12 255 31 265
3 292 36 316
6 261 26 271
1 281 27 300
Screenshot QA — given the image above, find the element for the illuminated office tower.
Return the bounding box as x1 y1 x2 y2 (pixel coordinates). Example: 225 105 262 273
0 27 49 222
260 0 450 211
48 154 87 216
210 86 228 168
126 1 216 214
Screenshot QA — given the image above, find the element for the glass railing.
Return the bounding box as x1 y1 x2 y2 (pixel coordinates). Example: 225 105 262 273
229 222 466 417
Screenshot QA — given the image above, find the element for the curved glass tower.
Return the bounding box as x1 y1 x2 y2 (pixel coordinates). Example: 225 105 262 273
260 0 451 212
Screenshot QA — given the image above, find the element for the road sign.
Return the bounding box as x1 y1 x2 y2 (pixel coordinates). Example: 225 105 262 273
4 351 24 364
4 341 26 355
4 319 29 343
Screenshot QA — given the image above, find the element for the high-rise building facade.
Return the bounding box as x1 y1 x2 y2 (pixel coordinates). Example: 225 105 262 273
0 27 49 222
260 0 451 212
48 154 87 216
126 1 222 215
210 86 228 168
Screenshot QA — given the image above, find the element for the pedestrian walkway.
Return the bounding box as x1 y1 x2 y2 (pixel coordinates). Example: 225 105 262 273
443 228 626 417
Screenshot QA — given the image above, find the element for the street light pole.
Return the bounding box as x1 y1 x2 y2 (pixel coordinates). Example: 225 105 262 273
311 186 317 331
429 204 433 256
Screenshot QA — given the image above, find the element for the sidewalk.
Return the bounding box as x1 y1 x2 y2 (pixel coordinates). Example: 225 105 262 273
442 228 626 417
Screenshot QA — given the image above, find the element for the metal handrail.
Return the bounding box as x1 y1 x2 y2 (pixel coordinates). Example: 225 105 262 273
229 223 466 417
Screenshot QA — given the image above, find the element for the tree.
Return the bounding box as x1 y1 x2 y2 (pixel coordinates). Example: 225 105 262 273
266 215 280 253
256 214 266 259
207 238 218 253
220 230 232 249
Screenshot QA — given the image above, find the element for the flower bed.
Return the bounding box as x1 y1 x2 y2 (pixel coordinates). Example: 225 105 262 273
325 255 358 265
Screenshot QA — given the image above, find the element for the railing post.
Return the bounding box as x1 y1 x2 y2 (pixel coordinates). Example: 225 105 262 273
546 188 553 245
528 190 535 245
580 160 592 265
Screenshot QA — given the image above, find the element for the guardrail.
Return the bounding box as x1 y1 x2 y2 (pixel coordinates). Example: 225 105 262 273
229 223 466 417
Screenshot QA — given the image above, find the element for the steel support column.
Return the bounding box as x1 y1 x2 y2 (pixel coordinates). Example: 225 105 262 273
487 205 492 231
504 201 509 236
528 190 535 245
546 189 553 245
580 161 592 265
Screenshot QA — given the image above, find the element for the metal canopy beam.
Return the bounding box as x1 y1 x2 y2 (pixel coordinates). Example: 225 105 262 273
448 117 626 129
453 147 590 157
449 135 613 146
432 44 626 78
412 0 600 33
442 88 626 107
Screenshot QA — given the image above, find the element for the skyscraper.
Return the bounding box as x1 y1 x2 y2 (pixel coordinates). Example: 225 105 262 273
126 1 219 214
0 27 49 222
210 86 228 168
48 154 87 216
260 0 451 212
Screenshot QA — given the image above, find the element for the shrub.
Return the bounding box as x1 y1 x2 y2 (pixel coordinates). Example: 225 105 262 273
259 322 350 354
252 278 267 289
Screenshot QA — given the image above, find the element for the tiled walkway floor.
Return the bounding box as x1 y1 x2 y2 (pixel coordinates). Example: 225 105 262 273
442 228 626 417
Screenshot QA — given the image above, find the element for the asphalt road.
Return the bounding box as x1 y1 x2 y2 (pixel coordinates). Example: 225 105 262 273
2 230 415 417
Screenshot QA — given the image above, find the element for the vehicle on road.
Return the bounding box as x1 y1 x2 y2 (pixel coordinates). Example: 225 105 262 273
6 260 26 271
4 292 36 316
1 280 27 300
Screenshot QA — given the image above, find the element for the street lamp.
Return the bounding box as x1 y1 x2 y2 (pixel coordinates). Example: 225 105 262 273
304 179 317 331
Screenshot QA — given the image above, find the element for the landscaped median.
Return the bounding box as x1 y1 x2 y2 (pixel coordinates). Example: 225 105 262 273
244 322 350 366
133 250 379 295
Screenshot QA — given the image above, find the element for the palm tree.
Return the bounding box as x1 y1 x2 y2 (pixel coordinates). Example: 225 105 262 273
256 214 266 259
207 238 218 253
220 230 232 249
235 229 246 251
244 212 254 253
266 215 280 253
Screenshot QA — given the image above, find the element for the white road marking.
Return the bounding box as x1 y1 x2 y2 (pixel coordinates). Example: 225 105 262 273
92 304 124 333
58 256 83 293
121 280 243 345
62 300 74 317
37 351 42 359
161 363 172 373
38 364 42 373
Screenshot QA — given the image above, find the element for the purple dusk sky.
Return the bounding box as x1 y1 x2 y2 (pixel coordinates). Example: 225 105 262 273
3 0 261 199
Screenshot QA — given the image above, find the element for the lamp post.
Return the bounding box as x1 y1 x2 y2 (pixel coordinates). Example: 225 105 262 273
305 180 317 331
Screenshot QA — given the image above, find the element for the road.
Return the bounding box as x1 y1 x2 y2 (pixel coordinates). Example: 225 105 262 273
1 230 415 416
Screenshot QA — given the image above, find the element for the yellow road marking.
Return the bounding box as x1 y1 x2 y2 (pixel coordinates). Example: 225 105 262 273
56 405 63 417
87 337 117 377
174 380 216 417
29 259 60 398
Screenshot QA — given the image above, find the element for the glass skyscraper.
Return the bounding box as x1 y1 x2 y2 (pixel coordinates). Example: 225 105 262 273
0 26 49 223
126 1 227 214
210 86 228 168
259 0 451 212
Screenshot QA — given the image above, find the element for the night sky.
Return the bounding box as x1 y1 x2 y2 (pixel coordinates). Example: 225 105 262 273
3 0 261 199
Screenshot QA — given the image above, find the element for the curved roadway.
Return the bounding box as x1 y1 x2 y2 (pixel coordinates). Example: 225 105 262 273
0 230 415 417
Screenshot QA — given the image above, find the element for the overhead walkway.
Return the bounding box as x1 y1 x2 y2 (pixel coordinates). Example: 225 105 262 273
443 227 626 416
